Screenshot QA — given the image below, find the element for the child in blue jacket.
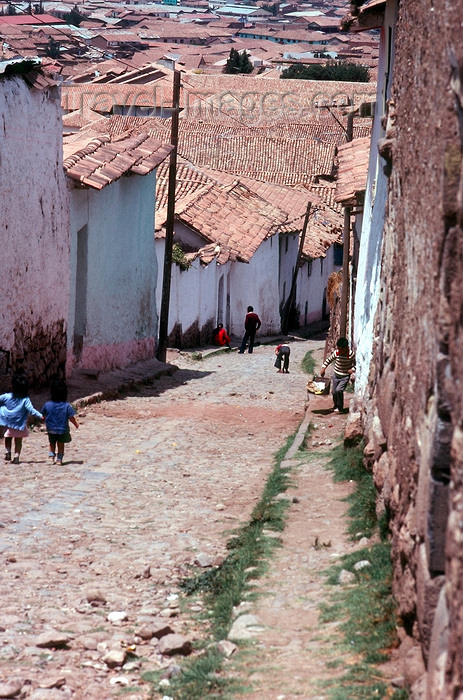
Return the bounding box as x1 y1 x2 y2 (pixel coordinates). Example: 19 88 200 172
0 373 43 464
41 380 79 466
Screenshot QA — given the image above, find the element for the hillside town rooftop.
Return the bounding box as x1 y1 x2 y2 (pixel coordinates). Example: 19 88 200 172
335 136 370 205
63 132 172 189
154 156 342 263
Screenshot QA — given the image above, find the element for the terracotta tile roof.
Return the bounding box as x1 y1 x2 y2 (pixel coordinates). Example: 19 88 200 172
305 178 340 211
135 19 233 41
86 112 371 187
180 73 376 122
1 37 40 53
0 24 28 37
155 156 342 262
61 78 184 112
172 119 368 185
24 68 58 89
91 31 140 42
62 106 103 129
306 16 342 28
341 0 386 32
32 25 73 38
89 114 171 138
0 13 65 25
300 211 343 260
335 136 370 204
0 59 58 88
271 29 329 42
155 156 212 211
63 132 173 189
157 179 290 263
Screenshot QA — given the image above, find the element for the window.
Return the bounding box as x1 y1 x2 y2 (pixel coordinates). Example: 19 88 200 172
307 261 312 277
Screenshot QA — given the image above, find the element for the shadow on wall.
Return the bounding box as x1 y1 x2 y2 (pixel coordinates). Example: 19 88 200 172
167 319 216 349
6 320 67 390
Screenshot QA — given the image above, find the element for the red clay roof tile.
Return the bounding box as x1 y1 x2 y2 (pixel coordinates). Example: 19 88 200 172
335 136 370 204
63 132 172 189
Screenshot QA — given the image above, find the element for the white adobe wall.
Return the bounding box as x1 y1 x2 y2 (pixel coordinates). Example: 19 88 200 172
167 253 221 340
297 246 337 326
156 245 234 345
68 172 158 372
155 230 281 343
0 74 69 383
279 232 299 318
353 4 397 394
230 236 280 336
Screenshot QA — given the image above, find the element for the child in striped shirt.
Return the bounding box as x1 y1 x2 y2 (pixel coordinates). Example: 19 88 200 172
320 337 355 413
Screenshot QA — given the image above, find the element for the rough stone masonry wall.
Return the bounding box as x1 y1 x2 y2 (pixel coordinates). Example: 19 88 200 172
361 1 463 696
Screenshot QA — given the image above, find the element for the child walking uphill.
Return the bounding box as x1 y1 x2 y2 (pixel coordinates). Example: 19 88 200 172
320 337 355 413
0 373 43 464
42 380 79 466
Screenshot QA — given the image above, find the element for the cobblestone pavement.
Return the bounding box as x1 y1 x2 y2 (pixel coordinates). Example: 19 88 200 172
0 336 325 699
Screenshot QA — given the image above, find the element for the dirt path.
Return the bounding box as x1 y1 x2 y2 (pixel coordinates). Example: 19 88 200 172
0 337 361 699
225 414 355 700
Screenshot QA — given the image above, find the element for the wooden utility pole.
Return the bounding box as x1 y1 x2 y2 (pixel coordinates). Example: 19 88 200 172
281 203 311 335
339 111 354 338
157 70 180 362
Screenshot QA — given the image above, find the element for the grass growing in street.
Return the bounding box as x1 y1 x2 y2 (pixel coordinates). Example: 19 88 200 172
301 349 316 375
159 432 296 699
321 543 397 663
318 441 408 699
326 441 377 540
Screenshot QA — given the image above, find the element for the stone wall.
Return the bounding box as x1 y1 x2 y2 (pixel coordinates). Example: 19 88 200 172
361 2 463 696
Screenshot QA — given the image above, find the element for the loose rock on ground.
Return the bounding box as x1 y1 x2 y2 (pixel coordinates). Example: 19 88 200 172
0 336 368 698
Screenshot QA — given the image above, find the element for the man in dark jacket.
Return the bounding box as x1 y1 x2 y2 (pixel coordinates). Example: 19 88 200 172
239 306 261 354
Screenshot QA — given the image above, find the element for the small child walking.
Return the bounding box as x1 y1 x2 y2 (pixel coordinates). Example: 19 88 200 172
0 373 43 464
41 380 79 465
320 337 355 412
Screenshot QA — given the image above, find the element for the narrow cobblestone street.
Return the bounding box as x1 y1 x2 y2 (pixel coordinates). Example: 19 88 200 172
0 336 356 699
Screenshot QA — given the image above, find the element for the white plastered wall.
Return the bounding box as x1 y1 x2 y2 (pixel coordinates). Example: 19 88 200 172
353 0 398 393
0 74 69 378
68 171 158 372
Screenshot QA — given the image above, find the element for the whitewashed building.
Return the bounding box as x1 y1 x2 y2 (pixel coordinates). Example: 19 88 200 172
63 132 172 373
349 0 398 393
0 60 172 385
155 160 342 346
0 60 69 387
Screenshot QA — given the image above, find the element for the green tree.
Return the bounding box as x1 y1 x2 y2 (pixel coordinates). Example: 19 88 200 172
225 47 239 74
238 50 253 73
280 60 370 83
225 48 253 74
